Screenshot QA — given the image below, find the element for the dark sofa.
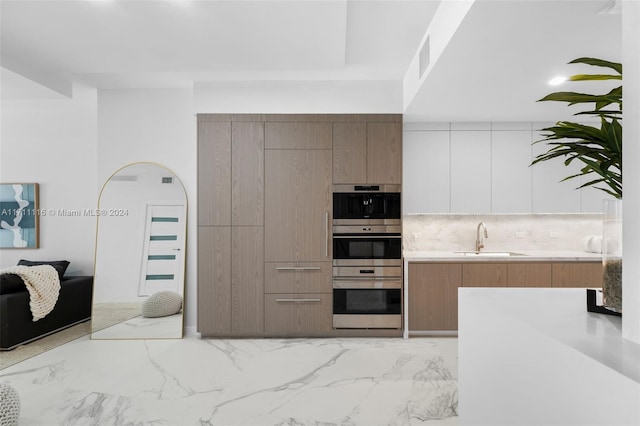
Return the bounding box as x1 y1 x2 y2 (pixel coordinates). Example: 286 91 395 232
0 274 93 350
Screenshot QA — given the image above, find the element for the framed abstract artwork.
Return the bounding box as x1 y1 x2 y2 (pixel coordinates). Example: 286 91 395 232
0 183 39 248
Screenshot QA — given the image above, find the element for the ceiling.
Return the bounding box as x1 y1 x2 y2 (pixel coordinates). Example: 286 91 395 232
404 0 622 122
0 0 622 122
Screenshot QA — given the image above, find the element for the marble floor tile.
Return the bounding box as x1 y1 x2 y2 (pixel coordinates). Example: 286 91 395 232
90 313 182 339
0 336 458 426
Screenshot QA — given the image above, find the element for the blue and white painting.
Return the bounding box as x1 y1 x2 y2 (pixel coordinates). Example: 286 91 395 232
0 183 39 248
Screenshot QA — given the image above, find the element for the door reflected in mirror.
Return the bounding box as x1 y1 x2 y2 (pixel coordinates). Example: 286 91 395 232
91 162 186 339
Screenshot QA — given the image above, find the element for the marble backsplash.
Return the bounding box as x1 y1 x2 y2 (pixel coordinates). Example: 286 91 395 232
403 213 604 252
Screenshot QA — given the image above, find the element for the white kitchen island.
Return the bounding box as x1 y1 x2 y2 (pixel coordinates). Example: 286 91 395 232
458 287 640 426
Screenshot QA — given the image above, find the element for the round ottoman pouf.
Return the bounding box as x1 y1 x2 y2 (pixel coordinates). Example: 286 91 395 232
0 381 20 426
141 291 183 318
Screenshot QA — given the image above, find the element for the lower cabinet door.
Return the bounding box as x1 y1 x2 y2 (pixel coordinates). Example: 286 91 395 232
264 293 332 336
408 263 461 331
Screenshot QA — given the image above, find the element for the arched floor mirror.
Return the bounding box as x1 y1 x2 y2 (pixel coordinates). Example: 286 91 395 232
91 162 187 339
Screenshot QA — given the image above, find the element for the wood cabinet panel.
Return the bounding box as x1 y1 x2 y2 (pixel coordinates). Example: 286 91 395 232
231 122 264 226
198 121 231 226
231 226 264 334
264 293 332 335
408 263 461 331
507 263 552 287
463 263 508 287
197 226 231 334
406 260 600 334
333 122 367 183
367 122 402 184
264 262 332 294
552 262 603 288
265 122 332 150
264 149 332 262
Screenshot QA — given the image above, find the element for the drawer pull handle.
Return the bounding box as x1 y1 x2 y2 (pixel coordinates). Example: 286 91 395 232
275 298 321 303
359 269 375 274
275 267 321 271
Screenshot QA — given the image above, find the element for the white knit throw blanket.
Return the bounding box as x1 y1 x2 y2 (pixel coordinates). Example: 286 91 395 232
1 265 61 321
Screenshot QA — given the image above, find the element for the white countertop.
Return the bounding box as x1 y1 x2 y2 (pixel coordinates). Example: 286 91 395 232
403 249 602 262
458 288 640 426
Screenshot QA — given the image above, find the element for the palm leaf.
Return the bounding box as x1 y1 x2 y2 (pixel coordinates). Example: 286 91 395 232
569 74 621 81
568 57 622 74
537 91 620 106
531 59 623 199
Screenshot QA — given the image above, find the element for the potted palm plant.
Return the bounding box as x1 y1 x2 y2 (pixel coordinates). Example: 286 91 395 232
532 57 622 198
532 57 622 312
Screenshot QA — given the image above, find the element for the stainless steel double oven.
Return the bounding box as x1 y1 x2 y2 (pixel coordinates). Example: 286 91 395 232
332 184 402 329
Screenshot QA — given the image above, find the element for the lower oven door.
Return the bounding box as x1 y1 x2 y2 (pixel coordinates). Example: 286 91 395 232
332 288 402 329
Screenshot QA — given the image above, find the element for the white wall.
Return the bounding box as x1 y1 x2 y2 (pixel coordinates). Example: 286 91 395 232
622 1 640 344
97 89 197 328
0 84 98 275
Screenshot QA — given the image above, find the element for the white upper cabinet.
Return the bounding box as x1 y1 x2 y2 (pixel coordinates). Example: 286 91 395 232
492 130 532 213
531 135 581 213
450 130 491 213
403 130 450 213
403 123 602 214
582 185 610 213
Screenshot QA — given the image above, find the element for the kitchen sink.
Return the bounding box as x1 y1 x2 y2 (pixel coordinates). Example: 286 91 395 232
454 251 526 257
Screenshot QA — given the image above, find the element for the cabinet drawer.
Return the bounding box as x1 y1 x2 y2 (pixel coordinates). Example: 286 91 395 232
265 262 332 293
552 262 603 288
462 263 508 287
507 263 552 287
264 293 332 335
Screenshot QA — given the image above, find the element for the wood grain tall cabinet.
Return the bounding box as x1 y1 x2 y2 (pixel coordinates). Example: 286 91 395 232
263 121 333 336
198 114 403 337
197 115 264 336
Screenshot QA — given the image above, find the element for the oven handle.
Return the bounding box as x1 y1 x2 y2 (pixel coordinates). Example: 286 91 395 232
332 280 402 289
325 211 329 257
333 276 402 280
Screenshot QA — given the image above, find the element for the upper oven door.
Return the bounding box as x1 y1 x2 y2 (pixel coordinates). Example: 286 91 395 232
333 184 401 224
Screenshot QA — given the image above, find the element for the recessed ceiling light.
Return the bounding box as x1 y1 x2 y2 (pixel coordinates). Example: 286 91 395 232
548 76 567 86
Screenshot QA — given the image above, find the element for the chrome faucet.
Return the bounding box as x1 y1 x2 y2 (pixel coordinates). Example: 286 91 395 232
476 222 488 252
